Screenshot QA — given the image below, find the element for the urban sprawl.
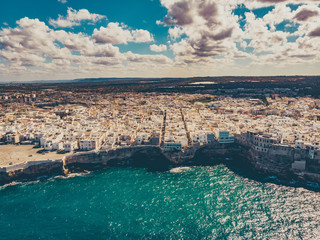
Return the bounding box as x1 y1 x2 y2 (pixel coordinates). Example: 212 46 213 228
1 91 320 172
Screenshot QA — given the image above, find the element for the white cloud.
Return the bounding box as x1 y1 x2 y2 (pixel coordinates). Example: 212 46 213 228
0 17 71 62
160 0 242 63
132 29 154 42
58 0 67 3
262 4 293 31
0 50 45 67
92 23 153 44
160 0 320 67
49 8 106 28
168 27 184 40
53 30 121 58
1 1 320 81
156 20 163 25
0 16 172 81
150 44 167 52
92 23 133 44
125 51 173 64
242 0 320 10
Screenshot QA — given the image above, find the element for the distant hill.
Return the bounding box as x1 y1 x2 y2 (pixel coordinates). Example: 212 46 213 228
73 77 144 83
0 75 319 85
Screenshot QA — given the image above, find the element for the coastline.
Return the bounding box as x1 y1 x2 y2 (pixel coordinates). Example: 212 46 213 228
1 143 320 191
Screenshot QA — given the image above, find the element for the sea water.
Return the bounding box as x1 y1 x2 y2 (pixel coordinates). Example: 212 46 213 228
0 165 320 239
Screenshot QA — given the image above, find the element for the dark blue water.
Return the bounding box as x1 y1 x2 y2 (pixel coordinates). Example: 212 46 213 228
1 165 320 239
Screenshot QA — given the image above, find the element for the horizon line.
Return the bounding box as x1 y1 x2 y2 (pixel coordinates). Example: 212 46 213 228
0 74 319 84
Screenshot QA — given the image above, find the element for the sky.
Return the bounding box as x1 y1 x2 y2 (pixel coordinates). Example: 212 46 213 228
0 0 320 82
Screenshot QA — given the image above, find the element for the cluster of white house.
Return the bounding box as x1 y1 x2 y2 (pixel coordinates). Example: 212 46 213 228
1 93 320 161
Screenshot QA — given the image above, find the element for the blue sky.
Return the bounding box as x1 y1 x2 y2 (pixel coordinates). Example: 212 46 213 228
0 0 169 54
0 0 319 81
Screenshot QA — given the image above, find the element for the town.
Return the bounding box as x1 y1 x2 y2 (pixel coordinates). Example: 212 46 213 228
1 86 320 176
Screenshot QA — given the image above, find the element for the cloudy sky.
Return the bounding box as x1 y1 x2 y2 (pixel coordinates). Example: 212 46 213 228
0 0 320 82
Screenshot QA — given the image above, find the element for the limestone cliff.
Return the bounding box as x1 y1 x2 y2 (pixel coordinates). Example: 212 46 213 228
0 160 63 185
1 144 320 188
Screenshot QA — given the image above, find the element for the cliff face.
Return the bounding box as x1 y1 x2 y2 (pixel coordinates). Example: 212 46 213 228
247 149 294 178
1 144 319 187
0 160 63 185
192 144 233 164
0 146 171 185
64 146 171 173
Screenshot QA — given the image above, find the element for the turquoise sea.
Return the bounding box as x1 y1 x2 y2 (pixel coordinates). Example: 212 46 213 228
0 165 320 239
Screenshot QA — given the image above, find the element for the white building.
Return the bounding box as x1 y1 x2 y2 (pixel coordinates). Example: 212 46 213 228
79 139 99 151
5 132 20 144
64 141 78 152
218 131 234 144
44 141 53 151
192 134 207 144
52 141 63 151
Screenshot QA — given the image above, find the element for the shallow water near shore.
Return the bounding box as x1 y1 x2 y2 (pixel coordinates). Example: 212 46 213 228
1 165 320 239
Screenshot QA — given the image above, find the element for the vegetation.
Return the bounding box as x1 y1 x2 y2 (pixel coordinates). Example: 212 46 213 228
190 97 215 104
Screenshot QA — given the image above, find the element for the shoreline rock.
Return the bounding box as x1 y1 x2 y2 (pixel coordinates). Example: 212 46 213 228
1 144 319 191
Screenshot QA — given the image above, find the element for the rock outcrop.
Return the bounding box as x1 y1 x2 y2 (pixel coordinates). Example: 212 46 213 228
1 144 319 189
0 160 63 185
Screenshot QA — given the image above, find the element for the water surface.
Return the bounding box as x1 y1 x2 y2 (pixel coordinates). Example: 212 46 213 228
1 165 319 239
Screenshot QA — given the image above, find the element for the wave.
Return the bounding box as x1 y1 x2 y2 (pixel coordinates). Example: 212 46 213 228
169 167 191 173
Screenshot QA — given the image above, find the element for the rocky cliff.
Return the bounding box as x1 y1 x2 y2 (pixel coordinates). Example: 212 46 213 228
64 146 171 173
1 144 319 188
0 146 172 185
0 160 63 185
